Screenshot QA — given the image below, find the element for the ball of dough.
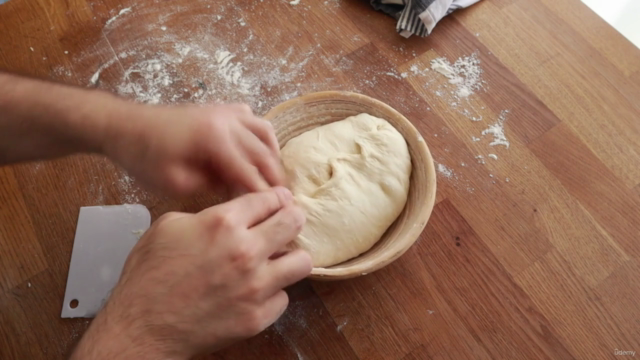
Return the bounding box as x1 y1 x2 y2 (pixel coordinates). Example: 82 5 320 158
281 113 411 267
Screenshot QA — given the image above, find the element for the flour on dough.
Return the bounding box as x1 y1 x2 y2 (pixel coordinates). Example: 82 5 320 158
281 113 411 267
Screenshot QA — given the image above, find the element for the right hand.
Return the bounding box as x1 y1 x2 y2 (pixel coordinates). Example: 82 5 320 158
72 187 311 359
104 103 285 196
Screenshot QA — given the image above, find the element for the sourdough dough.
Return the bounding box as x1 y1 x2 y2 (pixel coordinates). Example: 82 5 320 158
281 113 411 267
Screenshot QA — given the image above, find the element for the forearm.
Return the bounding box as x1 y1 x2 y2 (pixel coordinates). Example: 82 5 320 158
71 302 183 360
0 72 136 165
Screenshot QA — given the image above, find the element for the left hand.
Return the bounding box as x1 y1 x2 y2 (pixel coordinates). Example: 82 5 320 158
104 102 285 196
71 188 311 359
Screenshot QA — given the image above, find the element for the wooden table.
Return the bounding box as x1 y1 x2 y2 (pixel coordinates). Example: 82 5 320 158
2 0 640 358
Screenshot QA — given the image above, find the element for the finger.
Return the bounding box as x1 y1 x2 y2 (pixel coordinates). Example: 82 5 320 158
215 147 270 192
241 116 280 156
237 128 286 188
232 155 271 192
251 205 305 256
266 249 313 291
227 185 248 199
156 211 191 224
230 103 254 116
208 186 293 227
256 290 289 333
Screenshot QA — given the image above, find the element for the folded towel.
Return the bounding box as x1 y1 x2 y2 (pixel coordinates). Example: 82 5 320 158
370 0 482 38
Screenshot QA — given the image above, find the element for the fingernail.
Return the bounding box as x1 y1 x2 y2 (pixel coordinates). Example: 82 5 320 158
274 186 293 203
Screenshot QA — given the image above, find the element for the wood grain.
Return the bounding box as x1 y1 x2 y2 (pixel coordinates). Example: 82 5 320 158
0 167 47 292
1 0 640 358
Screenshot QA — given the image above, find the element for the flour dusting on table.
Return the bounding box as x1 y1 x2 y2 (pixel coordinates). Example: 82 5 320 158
86 29 321 114
58 1 513 201
430 53 484 99
437 163 455 179
105 7 132 27
482 110 510 148
423 51 514 187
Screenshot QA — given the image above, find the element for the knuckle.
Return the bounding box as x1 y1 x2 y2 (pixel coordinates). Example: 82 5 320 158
230 242 259 270
241 281 263 302
242 310 267 335
211 212 237 230
206 118 225 137
203 116 227 137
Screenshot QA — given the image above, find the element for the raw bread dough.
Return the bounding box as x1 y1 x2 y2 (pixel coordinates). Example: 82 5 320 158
281 113 411 267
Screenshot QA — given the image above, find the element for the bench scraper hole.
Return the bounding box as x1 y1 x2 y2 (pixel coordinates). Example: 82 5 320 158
70 299 79 309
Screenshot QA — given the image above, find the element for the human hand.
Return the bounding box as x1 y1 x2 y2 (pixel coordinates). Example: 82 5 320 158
104 103 284 196
71 187 311 360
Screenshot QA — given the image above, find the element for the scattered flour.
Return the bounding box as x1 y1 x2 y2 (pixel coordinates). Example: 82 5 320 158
175 43 192 57
105 7 132 27
86 25 321 113
437 163 454 179
116 172 149 204
88 182 105 204
385 72 402 80
409 63 429 76
214 49 252 94
117 58 174 104
427 54 511 177
426 54 512 186
273 296 310 360
430 53 484 98
426 52 492 125
337 319 348 332
89 59 117 86
78 5 513 196
481 110 510 148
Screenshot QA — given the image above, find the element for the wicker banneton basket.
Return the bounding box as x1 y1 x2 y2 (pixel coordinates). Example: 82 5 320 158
264 91 437 281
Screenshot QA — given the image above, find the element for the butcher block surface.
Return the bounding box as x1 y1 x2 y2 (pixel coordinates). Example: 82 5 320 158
1 0 640 359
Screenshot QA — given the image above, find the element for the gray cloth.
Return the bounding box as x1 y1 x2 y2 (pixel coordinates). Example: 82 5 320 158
370 0 482 38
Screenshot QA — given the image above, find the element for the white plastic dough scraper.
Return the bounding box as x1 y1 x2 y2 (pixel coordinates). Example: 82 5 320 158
61 205 151 318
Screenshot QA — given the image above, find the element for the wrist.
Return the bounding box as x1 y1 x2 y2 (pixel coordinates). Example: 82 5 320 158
72 301 186 360
99 100 150 162
0 73 143 163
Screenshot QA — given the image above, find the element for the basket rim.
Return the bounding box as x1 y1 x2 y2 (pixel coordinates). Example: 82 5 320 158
264 91 437 281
